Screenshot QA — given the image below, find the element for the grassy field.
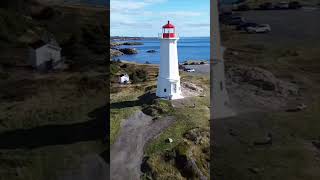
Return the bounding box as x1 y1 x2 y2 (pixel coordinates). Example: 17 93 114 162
213 10 320 179
0 3 109 180
109 60 210 179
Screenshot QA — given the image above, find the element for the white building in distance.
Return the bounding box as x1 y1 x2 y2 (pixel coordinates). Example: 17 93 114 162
28 37 62 71
119 74 130 84
156 21 183 100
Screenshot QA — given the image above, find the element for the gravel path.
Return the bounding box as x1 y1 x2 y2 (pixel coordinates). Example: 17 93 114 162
110 111 175 180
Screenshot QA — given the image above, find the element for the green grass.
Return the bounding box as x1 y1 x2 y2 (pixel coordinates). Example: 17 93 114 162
213 103 320 180
0 141 106 180
0 70 108 179
145 96 210 155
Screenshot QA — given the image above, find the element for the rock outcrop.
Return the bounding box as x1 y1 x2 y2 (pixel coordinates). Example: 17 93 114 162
110 49 124 58
119 48 138 55
146 50 156 53
226 65 299 96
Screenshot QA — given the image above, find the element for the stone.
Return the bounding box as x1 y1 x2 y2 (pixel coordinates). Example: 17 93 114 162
253 133 272 146
147 50 157 53
226 64 299 96
119 48 138 54
248 167 261 174
167 138 173 143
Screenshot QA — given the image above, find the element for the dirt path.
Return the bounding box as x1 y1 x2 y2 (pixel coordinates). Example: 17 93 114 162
110 111 175 180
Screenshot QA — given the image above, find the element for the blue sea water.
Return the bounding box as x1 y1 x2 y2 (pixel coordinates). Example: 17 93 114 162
115 37 210 64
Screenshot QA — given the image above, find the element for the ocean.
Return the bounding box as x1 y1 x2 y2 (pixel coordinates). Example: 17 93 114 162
115 37 210 64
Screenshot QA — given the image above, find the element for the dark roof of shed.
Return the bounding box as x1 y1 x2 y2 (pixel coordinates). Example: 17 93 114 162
29 40 46 49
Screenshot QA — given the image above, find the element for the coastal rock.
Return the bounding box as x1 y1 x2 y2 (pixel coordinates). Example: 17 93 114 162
110 49 124 57
119 48 138 55
110 41 122 47
122 42 144 45
147 50 157 53
111 37 143 41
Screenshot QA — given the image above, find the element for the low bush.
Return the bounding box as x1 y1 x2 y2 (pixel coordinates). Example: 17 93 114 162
142 99 173 117
130 68 148 83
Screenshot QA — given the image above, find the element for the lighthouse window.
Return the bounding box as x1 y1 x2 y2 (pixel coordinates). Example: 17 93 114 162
164 88 167 92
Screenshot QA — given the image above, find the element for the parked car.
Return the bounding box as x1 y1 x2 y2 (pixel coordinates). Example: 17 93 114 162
227 16 246 25
246 24 271 33
185 68 195 72
236 22 258 30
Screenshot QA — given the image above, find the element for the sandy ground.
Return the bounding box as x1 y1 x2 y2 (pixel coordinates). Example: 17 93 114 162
110 111 175 180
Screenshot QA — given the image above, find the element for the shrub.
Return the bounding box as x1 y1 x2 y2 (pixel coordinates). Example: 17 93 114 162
110 63 120 76
120 64 128 68
142 99 173 117
130 68 148 83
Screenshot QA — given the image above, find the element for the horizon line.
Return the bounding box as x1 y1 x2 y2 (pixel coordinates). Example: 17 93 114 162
111 36 210 38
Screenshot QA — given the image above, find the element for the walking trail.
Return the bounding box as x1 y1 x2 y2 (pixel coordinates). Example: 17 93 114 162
110 111 175 180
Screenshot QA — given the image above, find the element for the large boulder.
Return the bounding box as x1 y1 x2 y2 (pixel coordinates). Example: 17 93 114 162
119 48 138 55
226 65 299 96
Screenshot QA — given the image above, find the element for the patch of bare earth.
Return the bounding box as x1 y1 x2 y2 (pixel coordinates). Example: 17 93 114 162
110 111 175 180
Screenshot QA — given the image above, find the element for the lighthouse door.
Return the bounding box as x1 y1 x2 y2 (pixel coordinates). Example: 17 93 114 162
172 84 177 93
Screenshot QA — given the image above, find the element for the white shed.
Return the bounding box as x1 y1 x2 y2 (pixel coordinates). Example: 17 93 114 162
28 38 62 71
119 74 130 84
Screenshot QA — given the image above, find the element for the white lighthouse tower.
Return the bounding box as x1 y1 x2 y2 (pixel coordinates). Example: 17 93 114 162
156 21 183 100
211 0 235 119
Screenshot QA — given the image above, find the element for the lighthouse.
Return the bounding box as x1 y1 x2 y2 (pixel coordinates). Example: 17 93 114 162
156 21 183 100
211 0 235 119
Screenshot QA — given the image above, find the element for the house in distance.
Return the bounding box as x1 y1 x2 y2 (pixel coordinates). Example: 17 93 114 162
28 36 62 71
119 73 130 84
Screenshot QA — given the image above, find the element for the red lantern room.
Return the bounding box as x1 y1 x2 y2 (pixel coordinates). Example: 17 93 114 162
162 21 176 38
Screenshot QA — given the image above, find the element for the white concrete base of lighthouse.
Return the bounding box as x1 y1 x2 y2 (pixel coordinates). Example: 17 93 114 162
156 77 184 100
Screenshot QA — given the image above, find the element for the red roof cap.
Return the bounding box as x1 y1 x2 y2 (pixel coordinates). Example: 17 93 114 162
162 21 175 28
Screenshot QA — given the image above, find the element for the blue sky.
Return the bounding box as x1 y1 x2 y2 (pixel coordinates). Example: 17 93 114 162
111 0 210 37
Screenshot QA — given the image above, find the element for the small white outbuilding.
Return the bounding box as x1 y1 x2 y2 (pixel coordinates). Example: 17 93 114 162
119 74 130 84
28 37 62 71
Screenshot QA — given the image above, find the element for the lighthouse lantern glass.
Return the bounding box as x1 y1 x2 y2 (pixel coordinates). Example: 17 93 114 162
162 27 176 38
